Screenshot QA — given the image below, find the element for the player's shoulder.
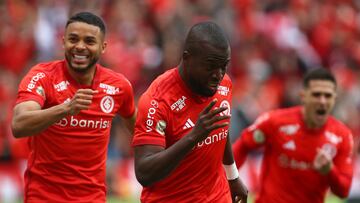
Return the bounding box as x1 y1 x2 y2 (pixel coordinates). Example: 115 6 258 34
23 60 64 84
137 68 180 113
97 64 132 87
267 106 301 120
255 106 301 128
29 60 63 74
327 116 352 136
142 68 179 101
222 74 232 83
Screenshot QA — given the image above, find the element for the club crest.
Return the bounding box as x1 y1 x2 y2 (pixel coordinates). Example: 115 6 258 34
100 96 114 113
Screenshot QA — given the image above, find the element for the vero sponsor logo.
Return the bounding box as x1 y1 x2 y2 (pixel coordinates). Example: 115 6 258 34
27 72 45 92
145 100 158 132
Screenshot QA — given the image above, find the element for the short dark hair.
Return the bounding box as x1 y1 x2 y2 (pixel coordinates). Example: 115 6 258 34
184 22 229 56
303 68 337 88
66 12 106 35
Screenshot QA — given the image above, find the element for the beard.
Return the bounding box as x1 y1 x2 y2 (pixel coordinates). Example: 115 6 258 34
188 76 217 97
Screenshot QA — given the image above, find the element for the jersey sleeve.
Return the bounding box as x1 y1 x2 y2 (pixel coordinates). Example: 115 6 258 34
15 66 48 107
117 78 135 118
328 130 354 198
233 112 273 168
132 93 168 148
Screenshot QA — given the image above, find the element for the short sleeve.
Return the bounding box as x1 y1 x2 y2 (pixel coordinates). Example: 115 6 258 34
132 93 168 148
117 78 135 118
332 130 354 176
15 66 47 107
328 129 354 197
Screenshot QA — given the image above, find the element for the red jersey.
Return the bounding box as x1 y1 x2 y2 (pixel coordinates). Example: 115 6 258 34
233 106 354 203
15 60 135 202
132 68 232 203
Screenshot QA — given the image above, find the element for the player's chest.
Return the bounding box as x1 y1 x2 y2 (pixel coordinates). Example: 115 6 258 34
273 125 341 165
45 80 121 117
165 96 231 146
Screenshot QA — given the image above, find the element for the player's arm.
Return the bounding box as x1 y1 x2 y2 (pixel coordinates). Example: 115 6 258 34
314 132 354 198
223 137 248 203
134 99 229 187
233 113 270 168
12 89 97 137
120 109 137 135
117 77 137 134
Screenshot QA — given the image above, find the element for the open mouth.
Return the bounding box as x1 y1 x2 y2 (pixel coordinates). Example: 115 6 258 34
73 54 89 63
316 109 326 116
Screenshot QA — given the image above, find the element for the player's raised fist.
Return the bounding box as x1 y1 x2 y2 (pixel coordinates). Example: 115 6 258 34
67 89 98 115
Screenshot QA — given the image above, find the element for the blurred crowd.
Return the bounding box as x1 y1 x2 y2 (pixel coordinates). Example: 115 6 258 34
1 0 360 202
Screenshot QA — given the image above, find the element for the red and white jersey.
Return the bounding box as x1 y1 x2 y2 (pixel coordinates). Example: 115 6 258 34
15 60 135 202
132 68 232 203
233 106 354 203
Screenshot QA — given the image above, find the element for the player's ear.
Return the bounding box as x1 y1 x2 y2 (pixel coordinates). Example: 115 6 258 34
101 41 107 54
299 89 305 103
183 50 190 60
62 36 65 48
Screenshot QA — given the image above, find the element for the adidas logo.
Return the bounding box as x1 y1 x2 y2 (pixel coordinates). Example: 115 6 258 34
183 119 195 130
283 140 296 150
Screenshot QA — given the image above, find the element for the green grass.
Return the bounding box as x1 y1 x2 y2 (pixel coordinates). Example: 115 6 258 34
106 194 345 203
107 196 140 203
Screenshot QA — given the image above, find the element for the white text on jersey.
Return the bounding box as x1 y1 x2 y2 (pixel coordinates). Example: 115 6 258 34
55 116 111 129
100 83 120 95
196 129 228 148
217 86 229 96
27 72 45 92
54 81 70 92
171 96 187 111
146 100 159 132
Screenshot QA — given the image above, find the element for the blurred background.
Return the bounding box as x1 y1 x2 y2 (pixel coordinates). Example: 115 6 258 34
0 0 360 202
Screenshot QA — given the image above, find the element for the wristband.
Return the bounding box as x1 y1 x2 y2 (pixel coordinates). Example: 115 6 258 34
223 163 239 180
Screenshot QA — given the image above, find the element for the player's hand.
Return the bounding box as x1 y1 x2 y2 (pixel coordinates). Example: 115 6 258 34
66 89 98 115
189 99 230 143
229 177 248 203
313 148 333 175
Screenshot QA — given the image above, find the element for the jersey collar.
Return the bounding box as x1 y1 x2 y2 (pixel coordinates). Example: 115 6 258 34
61 60 101 90
299 106 329 133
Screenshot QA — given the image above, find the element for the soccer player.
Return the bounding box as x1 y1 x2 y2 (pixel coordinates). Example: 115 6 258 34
132 22 248 202
11 12 136 202
233 68 354 203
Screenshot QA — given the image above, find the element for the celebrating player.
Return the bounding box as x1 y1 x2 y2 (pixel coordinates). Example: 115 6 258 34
132 22 248 203
11 12 136 202
233 68 354 203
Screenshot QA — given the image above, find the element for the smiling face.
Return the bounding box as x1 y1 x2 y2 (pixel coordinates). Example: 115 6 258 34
301 80 337 128
183 42 230 97
63 22 106 73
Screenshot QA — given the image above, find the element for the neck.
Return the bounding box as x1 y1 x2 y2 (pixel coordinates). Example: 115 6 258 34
301 107 323 129
178 61 188 86
67 65 96 86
